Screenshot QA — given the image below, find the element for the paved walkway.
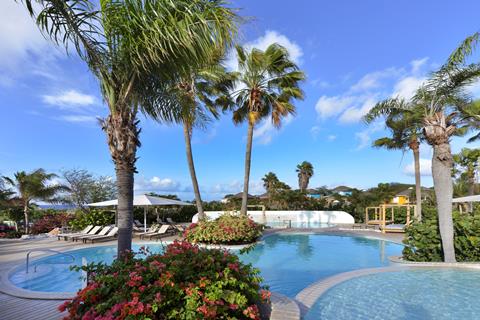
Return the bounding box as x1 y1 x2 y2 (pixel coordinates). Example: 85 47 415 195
0 228 404 320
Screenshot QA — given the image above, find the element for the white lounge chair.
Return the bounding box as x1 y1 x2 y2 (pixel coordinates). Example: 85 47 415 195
84 227 118 243
57 225 93 241
138 225 160 239
73 226 111 242
65 226 101 241
142 225 174 240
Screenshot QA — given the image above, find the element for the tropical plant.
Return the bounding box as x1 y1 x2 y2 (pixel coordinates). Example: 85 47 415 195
185 214 263 245
365 64 480 262
4 169 68 234
69 209 114 231
262 172 280 196
230 44 305 214
364 100 425 220
453 148 480 212
147 59 235 221
19 0 238 255
61 241 269 319
31 212 73 234
296 161 314 191
0 177 13 209
403 206 480 262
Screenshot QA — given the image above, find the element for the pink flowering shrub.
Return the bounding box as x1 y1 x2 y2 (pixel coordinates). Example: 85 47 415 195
31 212 73 234
184 214 263 245
60 241 269 319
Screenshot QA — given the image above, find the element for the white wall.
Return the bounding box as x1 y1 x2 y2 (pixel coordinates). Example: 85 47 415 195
192 210 355 224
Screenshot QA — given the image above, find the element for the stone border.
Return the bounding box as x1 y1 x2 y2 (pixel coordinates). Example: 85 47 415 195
389 255 480 268
269 292 301 320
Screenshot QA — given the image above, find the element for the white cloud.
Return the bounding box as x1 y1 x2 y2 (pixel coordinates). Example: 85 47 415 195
404 158 432 176
315 95 356 119
411 57 429 74
226 30 303 70
56 115 98 123
0 2 50 70
355 121 383 150
310 126 321 140
134 176 182 193
391 76 426 100
209 180 264 195
43 90 96 109
466 80 480 98
327 135 337 141
338 95 378 124
350 67 401 92
253 114 294 145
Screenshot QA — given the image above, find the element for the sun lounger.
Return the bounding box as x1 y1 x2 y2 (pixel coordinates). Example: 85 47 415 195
142 225 174 240
73 226 111 241
173 224 186 233
57 225 93 240
138 225 160 239
381 223 407 233
65 226 102 241
84 227 118 243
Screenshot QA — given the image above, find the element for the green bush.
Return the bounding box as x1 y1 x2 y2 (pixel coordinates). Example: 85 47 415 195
403 207 480 262
60 241 269 319
69 209 114 230
185 214 263 245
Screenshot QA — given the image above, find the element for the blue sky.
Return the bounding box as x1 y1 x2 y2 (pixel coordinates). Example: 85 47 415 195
1 0 480 200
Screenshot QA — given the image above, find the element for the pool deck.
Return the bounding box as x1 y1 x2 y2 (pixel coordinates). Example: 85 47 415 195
0 228 404 320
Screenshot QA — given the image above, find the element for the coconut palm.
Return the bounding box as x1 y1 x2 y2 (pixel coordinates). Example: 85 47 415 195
296 161 314 192
262 172 280 195
366 64 480 262
453 148 480 212
19 0 238 254
230 44 305 214
4 169 68 234
147 61 235 221
364 100 424 220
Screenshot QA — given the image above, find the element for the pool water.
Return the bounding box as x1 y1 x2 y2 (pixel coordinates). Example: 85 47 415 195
10 234 403 296
265 221 333 228
305 269 480 320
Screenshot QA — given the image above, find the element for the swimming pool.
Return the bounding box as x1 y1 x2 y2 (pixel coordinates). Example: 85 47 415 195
265 221 333 228
305 269 480 320
9 234 403 297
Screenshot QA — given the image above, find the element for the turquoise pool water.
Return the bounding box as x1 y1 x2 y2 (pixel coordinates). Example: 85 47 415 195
265 221 333 228
305 269 480 320
10 234 403 296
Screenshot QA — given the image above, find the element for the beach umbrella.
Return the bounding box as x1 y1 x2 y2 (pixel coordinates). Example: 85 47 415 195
88 194 193 232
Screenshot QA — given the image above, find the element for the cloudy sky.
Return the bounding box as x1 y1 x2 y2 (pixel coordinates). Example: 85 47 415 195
1 0 480 200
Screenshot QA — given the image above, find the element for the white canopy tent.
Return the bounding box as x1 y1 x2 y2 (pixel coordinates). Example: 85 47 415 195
452 195 480 203
88 194 193 232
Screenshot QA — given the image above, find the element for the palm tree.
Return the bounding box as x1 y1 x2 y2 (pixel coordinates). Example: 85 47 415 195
262 172 280 196
147 62 235 221
296 161 314 192
19 0 238 254
0 177 13 209
453 148 480 212
4 169 67 234
364 100 424 220
367 64 480 262
230 44 305 214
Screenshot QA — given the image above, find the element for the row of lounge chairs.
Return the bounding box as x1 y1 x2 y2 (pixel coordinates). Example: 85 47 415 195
137 224 185 240
57 225 118 243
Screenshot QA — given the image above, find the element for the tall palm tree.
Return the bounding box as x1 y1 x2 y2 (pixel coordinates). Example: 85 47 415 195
230 44 305 214
364 100 424 220
296 161 314 192
147 62 235 221
367 64 480 262
19 0 238 254
4 169 67 234
262 172 280 196
453 148 480 212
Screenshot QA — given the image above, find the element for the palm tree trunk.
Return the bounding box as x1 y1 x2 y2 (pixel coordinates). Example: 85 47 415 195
183 122 205 220
241 121 254 215
412 145 422 221
101 109 140 258
467 169 475 213
116 165 134 255
23 203 29 234
432 142 456 262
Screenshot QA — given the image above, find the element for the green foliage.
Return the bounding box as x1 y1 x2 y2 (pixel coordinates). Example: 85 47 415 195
185 214 263 245
403 207 480 262
69 209 114 230
61 241 269 319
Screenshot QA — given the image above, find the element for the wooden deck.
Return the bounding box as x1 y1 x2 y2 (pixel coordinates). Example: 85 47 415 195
0 292 65 320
